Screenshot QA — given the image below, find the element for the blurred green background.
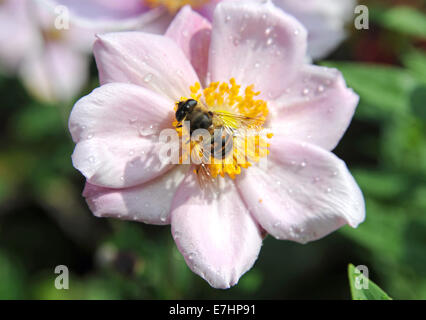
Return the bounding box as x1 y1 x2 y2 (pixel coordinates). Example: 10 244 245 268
0 0 425 299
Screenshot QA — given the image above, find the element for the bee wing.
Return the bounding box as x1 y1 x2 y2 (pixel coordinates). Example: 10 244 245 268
212 111 265 132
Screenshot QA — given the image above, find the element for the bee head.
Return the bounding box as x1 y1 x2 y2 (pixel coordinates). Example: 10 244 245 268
176 99 197 122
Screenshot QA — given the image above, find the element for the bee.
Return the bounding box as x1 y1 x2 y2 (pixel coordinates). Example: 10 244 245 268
175 99 263 164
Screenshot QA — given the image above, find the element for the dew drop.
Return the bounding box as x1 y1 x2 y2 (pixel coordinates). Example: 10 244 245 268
302 88 309 96
265 27 273 35
88 156 95 163
266 38 274 46
143 73 153 83
317 85 325 93
300 161 307 168
294 29 300 35
254 61 261 68
225 15 231 22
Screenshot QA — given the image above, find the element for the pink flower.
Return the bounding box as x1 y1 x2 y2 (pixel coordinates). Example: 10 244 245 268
69 1 364 289
43 0 223 34
273 0 357 59
0 0 92 102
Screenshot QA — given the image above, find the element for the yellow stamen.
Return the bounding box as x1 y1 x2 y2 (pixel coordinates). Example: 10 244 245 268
173 79 271 180
145 0 208 12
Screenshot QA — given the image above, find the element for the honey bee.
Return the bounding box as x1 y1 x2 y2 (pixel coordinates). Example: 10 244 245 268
175 99 264 172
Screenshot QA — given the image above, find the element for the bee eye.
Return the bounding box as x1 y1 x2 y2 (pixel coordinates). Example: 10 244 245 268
187 99 197 111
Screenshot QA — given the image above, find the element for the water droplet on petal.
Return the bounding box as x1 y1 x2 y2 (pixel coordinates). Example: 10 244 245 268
143 73 153 83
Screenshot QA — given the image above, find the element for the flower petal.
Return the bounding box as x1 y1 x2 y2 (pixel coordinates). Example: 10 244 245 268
83 165 189 225
171 172 262 289
269 65 359 151
69 82 175 188
208 0 307 99
195 0 222 22
93 32 200 101
0 0 39 73
236 138 365 244
41 0 171 34
165 6 212 85
19 41 89 103
272 0 356 59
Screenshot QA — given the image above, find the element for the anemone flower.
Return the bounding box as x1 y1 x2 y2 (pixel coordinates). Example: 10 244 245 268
69 1 365 289
0 0 93 103
43 0 356 59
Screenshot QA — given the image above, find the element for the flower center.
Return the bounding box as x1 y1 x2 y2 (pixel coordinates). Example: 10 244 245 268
145 0 208 12
173 79 272 180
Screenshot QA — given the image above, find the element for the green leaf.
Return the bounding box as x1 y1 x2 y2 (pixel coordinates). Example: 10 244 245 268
373 6 426 38
348 264 392 300
320 62 419 119
403 49 426 84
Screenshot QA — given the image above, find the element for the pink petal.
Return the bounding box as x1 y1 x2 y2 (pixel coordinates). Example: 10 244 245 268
236 138 365 244
0 0 39 72
165 6 212 85
196 0 222 21
19 41 89 103
171 172 263 289
83 165 189 225
41 0 150 21
208 0 307 100
272 0 356 59
270 65 359 151
69 82 175 188
94 32 200 101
